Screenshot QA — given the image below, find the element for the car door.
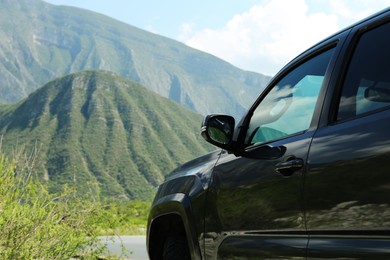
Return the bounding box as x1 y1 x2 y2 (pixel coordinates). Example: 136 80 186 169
306 17 390 258
202 41 341 259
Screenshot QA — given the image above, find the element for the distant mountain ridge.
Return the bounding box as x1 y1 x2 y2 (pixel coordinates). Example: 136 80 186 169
0 71 213 200
0 0 270 119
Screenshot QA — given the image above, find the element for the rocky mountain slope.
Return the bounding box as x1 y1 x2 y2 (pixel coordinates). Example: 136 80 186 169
0 70 213 200
0 0 270 119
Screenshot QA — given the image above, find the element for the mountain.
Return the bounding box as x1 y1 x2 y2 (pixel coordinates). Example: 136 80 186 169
0 0 270 119
0 70 214 200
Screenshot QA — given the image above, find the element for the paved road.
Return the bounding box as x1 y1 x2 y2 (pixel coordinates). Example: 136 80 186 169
100 236 148 259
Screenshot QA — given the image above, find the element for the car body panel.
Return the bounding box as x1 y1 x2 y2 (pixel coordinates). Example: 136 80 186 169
203 133 313 259
306 96 390 257
147 150 222 259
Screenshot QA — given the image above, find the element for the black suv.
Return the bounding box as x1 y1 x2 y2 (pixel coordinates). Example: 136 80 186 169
147 7 390 259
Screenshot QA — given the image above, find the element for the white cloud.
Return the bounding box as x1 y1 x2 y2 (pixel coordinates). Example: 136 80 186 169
178 23 196 42
182 0 390 76
329 0 390 22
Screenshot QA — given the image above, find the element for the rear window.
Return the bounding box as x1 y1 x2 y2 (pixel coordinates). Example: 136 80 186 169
337 21 390 121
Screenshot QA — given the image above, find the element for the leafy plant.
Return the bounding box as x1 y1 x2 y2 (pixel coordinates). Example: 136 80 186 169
0 147 106 259
90 200 150 236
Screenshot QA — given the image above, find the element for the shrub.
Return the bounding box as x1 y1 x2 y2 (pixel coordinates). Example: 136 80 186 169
89 200 150 236
0 152 105 259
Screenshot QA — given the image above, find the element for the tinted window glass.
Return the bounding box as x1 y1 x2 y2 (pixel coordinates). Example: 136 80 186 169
337 22 390 121
246 48 334 145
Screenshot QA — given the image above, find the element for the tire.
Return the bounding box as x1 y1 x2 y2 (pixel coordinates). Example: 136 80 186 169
162 236 191 260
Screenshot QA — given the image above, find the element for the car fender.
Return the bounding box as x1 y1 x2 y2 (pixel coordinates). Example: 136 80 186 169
148 192 202 259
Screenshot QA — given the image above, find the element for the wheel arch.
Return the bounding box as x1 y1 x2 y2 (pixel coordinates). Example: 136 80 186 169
147 193 202 259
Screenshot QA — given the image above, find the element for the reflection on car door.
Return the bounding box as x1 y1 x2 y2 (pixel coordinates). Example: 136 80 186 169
202 47 337 259
306 19 390 258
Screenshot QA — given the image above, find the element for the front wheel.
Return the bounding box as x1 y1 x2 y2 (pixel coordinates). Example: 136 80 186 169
163 236 191 260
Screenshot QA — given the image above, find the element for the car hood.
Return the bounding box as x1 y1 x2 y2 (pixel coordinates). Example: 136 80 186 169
154 149 224 200
167 149 223 180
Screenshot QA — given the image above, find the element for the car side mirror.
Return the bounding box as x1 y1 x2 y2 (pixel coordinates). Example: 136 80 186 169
201 114 235 150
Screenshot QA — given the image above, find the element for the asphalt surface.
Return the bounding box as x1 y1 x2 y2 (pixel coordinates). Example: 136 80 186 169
100 236 148 259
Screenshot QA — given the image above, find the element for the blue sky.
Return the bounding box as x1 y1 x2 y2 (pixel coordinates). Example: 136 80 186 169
44 0 390 76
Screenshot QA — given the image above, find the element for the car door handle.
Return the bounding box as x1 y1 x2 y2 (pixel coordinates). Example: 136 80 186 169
274 157 304 176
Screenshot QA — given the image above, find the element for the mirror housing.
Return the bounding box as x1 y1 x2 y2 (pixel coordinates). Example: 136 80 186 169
201 114 235 150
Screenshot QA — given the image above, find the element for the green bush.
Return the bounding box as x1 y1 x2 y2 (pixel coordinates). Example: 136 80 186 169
0 139 151 258
0 153 105 259
90 200 150 236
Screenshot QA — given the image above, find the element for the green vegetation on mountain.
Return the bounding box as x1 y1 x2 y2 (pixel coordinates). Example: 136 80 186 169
0 0 270 119
0 0 270 201
0 70 213 200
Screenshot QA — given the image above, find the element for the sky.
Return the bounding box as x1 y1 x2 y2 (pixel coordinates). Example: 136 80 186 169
43 0 390 76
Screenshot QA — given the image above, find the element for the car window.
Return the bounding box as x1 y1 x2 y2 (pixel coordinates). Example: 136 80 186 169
246 48 335 145
337 21 390 121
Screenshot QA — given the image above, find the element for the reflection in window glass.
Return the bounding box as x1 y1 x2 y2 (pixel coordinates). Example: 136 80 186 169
246 48 334 145
338 22 390 121
356 82 390 115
